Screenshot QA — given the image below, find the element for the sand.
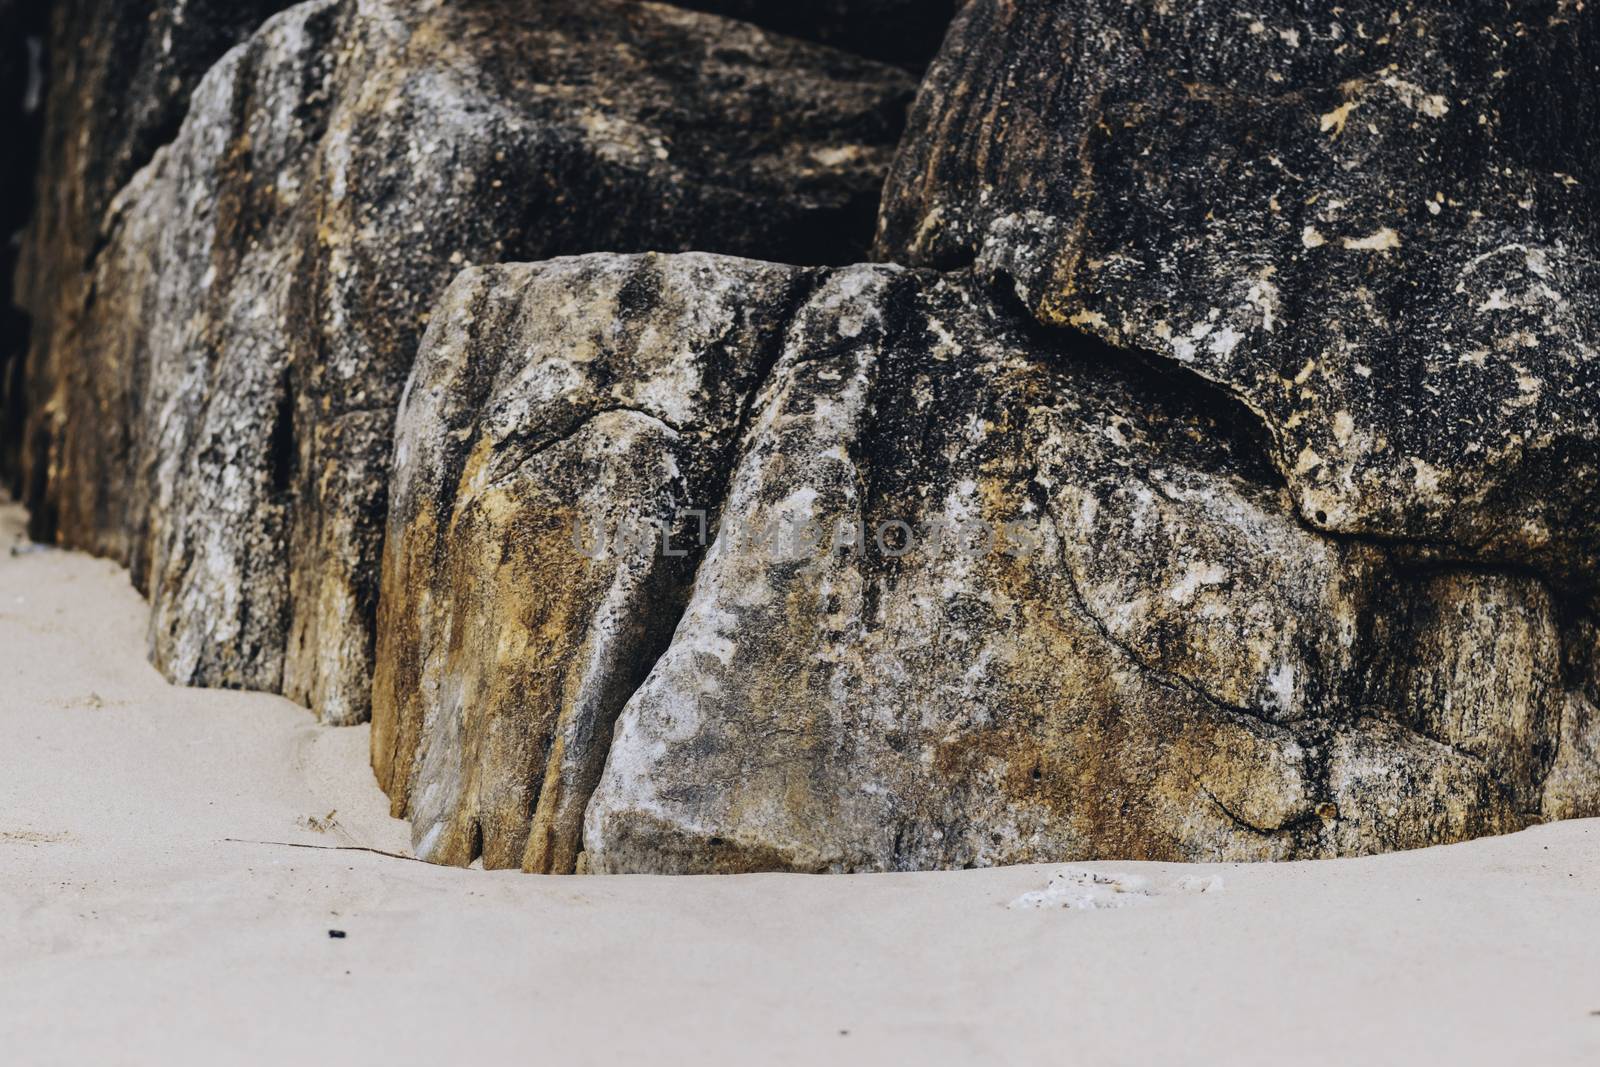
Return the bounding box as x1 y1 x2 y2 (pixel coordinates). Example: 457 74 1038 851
1 495 1597 1066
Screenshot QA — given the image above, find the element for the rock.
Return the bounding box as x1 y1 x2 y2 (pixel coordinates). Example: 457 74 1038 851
1389 573 1562 814
6 0 296 508
1543 620 1600 820
1318 718 1523 853
876 0 1600 592
672 0 960 68
373 251 1572 872
583 261 1547 872
8 0 1596 873
1542 694 1600 821
373 253 810 870
23 0 914 723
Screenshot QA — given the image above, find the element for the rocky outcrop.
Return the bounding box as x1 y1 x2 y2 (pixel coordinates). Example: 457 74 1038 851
673 0 960 68
375 252 1590 872
5 0 1596 873
6 0 296 502
19 0 913 723
373 253 811 870
877 0 1600 595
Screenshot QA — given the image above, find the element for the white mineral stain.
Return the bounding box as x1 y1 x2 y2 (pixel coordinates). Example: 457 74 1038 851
1168 561 1229 604
1209 325 1241 357
1264 663 1297 715
1342 227 1401 251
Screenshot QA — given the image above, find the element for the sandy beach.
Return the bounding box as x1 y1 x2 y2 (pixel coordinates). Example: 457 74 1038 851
1 495 1596 1065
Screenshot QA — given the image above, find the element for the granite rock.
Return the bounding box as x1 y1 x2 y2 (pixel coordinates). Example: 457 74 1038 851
374 252 1580 872
877 0 1600 593
372 253 810 870
21 0 913 722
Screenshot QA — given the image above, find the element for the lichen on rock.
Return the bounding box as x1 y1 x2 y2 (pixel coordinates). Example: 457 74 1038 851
373 252 813 871
19 0 913 723
372 252 1583 872
877 0 1600 591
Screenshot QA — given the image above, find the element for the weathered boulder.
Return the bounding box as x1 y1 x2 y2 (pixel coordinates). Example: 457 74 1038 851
377 251 1583 872
877 0 1600 592
4 0 292 495
6 0 295 503
373 253 811 870
673 0 960 68
1543 619 1600 820
24 0 913 722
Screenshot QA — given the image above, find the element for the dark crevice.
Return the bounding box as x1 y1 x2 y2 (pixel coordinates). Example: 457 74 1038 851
840 271 923 628
485 404 691 489
1198 785 1317 839
0 2 51 493
724 268 832 457
662 0 961 72
267 373 297 497
981 271 1288 493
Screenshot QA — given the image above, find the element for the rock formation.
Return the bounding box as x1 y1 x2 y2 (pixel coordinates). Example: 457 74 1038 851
4 0 1597 873
877 0 1600 593
6 0 297 501
14 0 912 723
376 252 1590 871
373 253 810 870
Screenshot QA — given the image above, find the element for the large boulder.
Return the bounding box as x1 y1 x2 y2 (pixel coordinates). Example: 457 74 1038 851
23 0 914 723
373 253 811 871
877 0 1600 593
377 252 1586 872
6 0 295 499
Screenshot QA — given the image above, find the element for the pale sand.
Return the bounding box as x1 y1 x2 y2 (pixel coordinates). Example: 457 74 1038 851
1 496 1597 1066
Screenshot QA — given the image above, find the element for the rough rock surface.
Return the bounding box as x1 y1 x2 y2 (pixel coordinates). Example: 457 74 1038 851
5 0 1597 874
373 254 812 871
6 0 295 499
21 0 913 723
1543 619 1600 820
376 252 1590 872
673 0 960 68
877 0 1600 594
